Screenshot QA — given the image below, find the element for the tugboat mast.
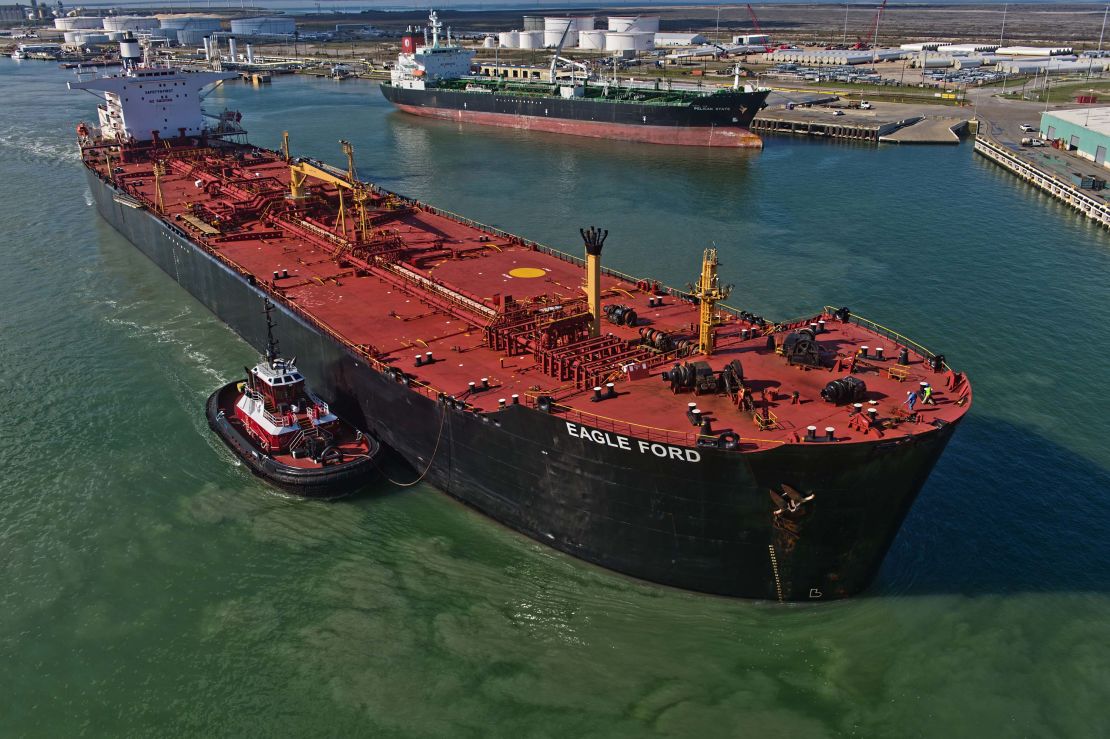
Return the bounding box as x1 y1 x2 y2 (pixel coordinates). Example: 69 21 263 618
263 298 280 367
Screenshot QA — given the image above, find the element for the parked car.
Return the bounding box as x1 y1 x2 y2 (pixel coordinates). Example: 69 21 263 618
1019 124 1036 132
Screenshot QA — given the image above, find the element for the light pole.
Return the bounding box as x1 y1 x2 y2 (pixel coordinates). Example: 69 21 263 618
999 3 1008 47
1091 4 1109 80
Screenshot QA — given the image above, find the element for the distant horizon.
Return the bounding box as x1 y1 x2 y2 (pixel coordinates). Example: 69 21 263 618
69 0 1109 13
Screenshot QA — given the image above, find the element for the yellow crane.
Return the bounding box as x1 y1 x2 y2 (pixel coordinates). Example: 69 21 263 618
284 132 370 242
694 248 731 356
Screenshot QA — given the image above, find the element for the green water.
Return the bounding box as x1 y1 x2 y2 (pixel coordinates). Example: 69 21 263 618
3 61 1110 737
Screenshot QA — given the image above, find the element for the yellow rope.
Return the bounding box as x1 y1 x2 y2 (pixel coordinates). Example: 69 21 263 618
374 402 447 488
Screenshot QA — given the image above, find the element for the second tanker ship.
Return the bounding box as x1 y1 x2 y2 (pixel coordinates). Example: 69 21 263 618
70 47 971 601
379 11 769 148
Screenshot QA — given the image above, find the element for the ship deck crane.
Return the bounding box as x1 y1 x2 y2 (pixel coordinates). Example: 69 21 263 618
285 133 372 242
694 248 731 356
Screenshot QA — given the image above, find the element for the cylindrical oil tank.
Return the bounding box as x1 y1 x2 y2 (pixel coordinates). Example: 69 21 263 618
578 29 606 50
544 18 578 47
230 17 296 35
55 16 102 30
608 15 659 33
518 30 543 49
105 31 127 41
482 35 495 48
176 28 211 45
70 32 109 45
522 15 543 31
498 30 519 48
605 32 637 51
544 29 578 48
159 14 221 33
102 16 159 32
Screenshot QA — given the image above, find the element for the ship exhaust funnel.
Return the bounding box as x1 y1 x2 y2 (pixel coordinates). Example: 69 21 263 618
580 227 608 338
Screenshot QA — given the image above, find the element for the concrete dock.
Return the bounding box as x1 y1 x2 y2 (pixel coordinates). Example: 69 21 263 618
974 132 1110 229
753 101 971 144
880 117 967 144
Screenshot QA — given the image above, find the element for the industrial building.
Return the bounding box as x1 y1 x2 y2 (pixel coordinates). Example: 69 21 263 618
0 4 25 23
1040 108 1110 168
734 33 769 45
654 32 706 47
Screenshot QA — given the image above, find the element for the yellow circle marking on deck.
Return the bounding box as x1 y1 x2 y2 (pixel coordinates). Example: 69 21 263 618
509 267 546 279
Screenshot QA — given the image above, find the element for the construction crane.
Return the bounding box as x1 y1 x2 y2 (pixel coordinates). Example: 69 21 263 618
746 4 763 35
745 4 775 53
850 0 888 50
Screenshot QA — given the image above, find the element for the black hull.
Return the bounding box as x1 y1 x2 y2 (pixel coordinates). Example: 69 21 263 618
205 382 379 498
380 83 768 129
89 167 958 601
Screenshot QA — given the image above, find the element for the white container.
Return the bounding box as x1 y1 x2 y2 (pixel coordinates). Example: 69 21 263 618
498 30 519 48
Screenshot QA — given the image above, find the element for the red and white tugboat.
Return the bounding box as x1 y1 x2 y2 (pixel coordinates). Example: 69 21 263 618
206 300 379 497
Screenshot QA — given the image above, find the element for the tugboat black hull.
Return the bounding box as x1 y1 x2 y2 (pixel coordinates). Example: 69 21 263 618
88 166 959 601
205 382 378 498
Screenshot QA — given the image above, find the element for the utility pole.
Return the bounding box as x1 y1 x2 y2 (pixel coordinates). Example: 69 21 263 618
843 1 849 45
999 3 1008 47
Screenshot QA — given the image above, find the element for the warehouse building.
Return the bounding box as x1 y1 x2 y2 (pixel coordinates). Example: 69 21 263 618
1040 107 1110 168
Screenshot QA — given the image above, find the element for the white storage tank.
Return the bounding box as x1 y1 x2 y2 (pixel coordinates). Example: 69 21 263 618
578 29 606 50
159 15 221 34
176 28 211 45
105 31 127 41
498 30 519 48
607 15 659 33
68 32 109 45
519 30 543 49
544 28 578 48
483 35 496 48
606 31 653 52
55 16 102 30
229 17 295 36
102 16 159 32
544 18 578 47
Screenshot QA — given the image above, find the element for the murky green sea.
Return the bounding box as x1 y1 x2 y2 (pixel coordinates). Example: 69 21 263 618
2 60 1109 737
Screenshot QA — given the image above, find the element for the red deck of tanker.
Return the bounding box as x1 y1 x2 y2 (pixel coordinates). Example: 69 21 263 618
87 142 970 450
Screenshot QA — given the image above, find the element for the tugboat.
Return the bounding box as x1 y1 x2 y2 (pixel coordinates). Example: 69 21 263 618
206 300 379 497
